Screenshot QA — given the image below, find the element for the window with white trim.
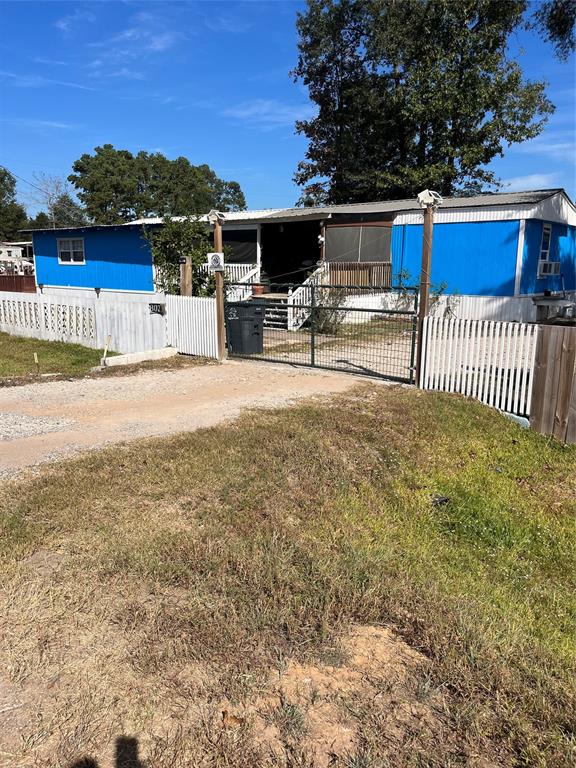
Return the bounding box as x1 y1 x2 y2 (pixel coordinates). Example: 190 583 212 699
537 223 560 277
58 238 85 264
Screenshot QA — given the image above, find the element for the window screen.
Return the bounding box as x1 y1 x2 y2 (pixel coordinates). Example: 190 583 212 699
325 225 391 263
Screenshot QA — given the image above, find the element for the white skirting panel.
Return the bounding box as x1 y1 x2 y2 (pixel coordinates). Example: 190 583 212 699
0 290 167 353
341 292 541 322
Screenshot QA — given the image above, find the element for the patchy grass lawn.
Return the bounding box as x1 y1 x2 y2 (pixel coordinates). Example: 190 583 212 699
0 332 211 385
0 386 574 767
0 332 105 380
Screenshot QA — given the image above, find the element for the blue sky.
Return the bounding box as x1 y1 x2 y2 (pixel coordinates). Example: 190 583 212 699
0 0 574 215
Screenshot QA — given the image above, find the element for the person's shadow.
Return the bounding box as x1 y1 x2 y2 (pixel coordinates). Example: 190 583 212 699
69 736 144 768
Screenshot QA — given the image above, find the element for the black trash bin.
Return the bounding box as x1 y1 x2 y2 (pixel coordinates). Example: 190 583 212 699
225 302 264 355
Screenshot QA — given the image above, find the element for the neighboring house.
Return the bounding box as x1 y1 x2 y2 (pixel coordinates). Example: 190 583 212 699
25 189 575 310
0 241 34 274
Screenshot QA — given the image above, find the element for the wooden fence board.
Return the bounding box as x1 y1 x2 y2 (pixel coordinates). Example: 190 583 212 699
0 275 36 293
530 326 576 443
566 358 576 444
553 328 576 441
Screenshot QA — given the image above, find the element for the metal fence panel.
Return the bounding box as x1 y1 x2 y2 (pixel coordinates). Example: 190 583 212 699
225 283 418 382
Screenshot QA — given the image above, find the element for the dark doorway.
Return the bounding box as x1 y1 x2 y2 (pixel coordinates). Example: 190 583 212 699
261 220 321 285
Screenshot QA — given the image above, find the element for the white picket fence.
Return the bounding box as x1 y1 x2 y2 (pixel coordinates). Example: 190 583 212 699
420 317 538 416
0 291 166 354
166 295 218 357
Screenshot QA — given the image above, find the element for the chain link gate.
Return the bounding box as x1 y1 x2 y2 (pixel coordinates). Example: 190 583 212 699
225 282 418 383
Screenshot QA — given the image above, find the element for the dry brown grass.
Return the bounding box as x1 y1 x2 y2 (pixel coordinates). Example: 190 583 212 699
0 385 574 767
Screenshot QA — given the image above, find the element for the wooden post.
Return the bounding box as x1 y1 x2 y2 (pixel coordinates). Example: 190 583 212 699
256 224 262 281
213 217 226 360
180 256 192 296
319 221 326 262
530 325 576 443
415 203 434 384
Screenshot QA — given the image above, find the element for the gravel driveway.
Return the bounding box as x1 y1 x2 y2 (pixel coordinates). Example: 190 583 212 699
0 359 359 479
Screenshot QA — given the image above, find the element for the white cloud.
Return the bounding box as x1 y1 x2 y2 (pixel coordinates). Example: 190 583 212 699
33 57 69 66
110 67 145 80
91 14 181 59
54 9 96 36
0 70 96 91
515 138 576 162
149 32 177 52
223 99 316 130
501 173 562 191
0 118 77 131
204 14 253 34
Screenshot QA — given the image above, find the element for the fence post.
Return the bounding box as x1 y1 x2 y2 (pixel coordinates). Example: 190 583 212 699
415 203 434 384
310 283 316 367
411 290 419 385
212 217 227 360
530 325 576 443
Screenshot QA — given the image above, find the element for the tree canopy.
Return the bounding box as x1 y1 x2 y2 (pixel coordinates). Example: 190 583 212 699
293 0 573 203
146 216 215 296
26 173 88 229
68 145 246 225
0 168 28 240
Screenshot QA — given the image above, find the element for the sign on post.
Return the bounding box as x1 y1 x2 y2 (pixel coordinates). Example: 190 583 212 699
206 252 225 272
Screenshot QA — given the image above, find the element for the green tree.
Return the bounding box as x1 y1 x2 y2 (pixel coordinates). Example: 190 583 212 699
69 145 246 224
68 145 138 224
27 211 52 229
293 0 560 203
0 167 28 240
51 192 88 228
146 216 215 296
533 0 576 60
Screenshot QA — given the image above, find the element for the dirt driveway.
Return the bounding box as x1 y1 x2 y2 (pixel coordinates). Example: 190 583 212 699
0 359 359 478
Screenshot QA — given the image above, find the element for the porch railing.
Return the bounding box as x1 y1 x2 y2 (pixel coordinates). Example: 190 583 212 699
287 262 329 331
226 264 261 302
325 261 391 289
197 262 260 302
199 262 258 283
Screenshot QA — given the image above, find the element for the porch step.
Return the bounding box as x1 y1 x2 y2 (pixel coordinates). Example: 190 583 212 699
264 305 288 330
254 296 289 330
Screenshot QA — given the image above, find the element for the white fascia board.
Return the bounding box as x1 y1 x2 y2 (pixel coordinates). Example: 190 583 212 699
393 193 576 226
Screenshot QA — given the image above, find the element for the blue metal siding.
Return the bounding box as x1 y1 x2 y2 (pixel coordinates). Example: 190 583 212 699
391 220 520 296
520 220 576 295
33 228 154 292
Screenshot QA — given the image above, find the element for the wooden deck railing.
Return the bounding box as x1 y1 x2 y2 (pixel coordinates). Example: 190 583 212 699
326 261 391 287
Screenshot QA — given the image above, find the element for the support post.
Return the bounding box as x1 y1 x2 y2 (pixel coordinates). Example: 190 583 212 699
180 256 192 296
415 203 434 385
213 217 226 360
256 224 262 282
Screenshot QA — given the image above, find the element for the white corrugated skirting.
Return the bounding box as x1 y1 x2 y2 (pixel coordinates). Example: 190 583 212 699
0 291 165 353
166 295 218 358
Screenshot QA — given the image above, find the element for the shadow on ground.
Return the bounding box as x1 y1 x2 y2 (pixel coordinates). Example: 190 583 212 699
70 736 143 768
